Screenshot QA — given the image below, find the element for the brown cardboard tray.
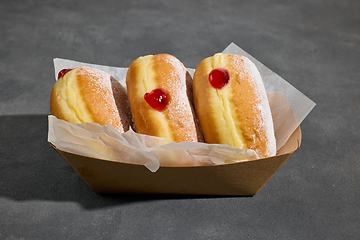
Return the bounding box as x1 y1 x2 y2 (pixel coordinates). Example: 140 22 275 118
50 126 301 196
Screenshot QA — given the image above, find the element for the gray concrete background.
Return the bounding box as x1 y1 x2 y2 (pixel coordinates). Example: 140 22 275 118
1 0 359 239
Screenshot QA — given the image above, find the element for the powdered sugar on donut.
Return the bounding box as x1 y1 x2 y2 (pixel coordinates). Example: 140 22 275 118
245 58 276 156
77 67 112 91
76 67 124 132
228 55 276 157
161 55 198 141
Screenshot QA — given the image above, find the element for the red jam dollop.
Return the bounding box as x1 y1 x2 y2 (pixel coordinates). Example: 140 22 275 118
58 68 73 80
144 88 169 111
209 68 230 89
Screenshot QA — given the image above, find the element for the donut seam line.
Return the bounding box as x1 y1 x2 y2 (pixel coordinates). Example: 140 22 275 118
213 54 245 148
60 72 83 124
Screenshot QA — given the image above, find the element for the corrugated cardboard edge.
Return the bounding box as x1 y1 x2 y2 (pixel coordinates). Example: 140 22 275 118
50 127 301 196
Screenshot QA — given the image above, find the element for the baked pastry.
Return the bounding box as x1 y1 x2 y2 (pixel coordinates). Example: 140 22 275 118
50 66 132 133
192 53 276 157
126 54 203 142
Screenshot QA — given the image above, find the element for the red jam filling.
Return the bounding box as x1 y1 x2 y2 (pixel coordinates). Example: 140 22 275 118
58 68 73 80
208 68 230 89
144 88 169 111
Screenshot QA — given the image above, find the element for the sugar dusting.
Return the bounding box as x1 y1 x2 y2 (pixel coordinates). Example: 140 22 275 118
77 66 112 88
161 55 198 142
229 56 276 156
77 67 123 132
245 58 276 156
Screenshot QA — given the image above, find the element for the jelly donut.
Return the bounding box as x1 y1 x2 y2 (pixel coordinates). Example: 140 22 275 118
50 66 132 133
126 54 203 142
192 53 276 157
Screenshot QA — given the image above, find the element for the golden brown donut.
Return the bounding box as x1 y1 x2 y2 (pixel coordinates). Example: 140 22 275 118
192 53 276 157
50 66 132 133
126 54 203 142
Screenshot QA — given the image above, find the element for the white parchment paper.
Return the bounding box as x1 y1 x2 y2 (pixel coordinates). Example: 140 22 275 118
48 43 315 172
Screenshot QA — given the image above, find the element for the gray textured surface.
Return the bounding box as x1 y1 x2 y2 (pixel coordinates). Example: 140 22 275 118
1 0 359 239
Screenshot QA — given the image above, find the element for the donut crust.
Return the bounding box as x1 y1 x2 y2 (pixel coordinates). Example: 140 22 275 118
50 67 132 133
126 54 203 142
193 53 276 157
